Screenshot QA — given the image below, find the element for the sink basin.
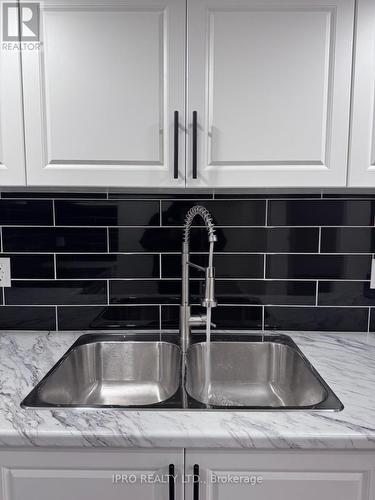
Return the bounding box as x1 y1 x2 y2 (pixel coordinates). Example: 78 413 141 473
22 337 181 407
22 332 342 411
186 341 332 409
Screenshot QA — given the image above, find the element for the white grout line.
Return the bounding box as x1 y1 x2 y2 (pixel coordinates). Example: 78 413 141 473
52 200 56 226
53 254 57 279
315 281 319 306
367 307 371 333
318 227 322 253
55 306 59 331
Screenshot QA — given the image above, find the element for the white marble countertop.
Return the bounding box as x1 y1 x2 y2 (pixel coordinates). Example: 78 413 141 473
0 330 374 449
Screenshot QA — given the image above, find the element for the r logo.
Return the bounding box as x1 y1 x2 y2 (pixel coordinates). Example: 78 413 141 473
2 2 39 41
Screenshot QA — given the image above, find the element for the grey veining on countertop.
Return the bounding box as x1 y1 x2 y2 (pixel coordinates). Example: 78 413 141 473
0 330 375 449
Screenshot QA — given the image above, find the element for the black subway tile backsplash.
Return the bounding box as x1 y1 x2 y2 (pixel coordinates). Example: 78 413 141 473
1 191 375 332
3 227 107 253
161 200 266 226
266 254 372 280
318 281 375 307
161 254 264 279
0 306 55 330
57 305 159 330
0 200 53 225
265 306 369 332
55 200 160 226
57 254 159 279
5 254 55 279
268 200 375 226
321 228 375 253
5 281 107 305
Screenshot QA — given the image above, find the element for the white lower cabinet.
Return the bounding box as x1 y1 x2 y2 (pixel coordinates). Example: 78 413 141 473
1 448 375 500
185 450 375 500
0 448 184 500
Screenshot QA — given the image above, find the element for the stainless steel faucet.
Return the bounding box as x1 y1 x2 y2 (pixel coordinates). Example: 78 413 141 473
180 206 217 355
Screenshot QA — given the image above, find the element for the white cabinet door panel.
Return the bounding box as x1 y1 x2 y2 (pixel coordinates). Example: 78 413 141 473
0 6 26 185
22 0 185 187
0 448 183 500
186 450 374 500
187 0 354 187
348 0 375 186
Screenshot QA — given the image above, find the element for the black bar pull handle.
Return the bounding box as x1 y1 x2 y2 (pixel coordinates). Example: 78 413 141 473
192 111 198 179
174 111 179 179
193 464 199 500
169 464 175 500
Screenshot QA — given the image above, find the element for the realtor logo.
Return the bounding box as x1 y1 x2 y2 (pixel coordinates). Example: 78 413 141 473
2 2 39 41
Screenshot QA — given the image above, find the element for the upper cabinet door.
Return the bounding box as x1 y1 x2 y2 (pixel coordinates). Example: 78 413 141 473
22 0 185 187
0 6 26 186
348 0 375 186
187 0 354 188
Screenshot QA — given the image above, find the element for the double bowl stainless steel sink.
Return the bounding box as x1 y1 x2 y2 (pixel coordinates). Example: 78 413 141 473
21 333 343 411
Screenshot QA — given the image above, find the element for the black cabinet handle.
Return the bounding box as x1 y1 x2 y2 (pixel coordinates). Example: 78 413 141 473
192 111 198 179
169 464 175 500
193 464 199 500
174 111 179 179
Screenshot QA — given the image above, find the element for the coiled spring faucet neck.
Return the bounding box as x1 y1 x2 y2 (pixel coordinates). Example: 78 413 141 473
180 206 218 354
183 205 217 245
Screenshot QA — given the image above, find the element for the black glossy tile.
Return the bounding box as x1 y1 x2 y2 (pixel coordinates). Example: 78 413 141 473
57 254 159 279
0 306 55 330
264 306 368 332
161 254 264 279
1 254 54 279
161 305 263 330
57 305 159 330
318 281 375 306
108 192 213 199
110 227 318 253
0 200 53 225
321 228 375 253
109 228 182 252
268 200 375 226
3 227 107 252
109 280 202 305
215 280 316 305
266 254 372 280
5 281 107 305
2 191 107 199
323 193 375 199
55 200 159 226
214 193 321 199
161 200 266 226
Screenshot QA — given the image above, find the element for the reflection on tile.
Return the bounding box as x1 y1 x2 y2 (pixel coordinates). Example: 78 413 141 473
55 200 159 226
215 280 316 305
162 254 264 279
109 280 202 305
161 200 266 226
0 306 55 330
318 281 375 306
110 227 318 253
161 305 263 330
265 306 368 332
266 254 372 280
321 228 375 253
3 227 107 252
0 200 53 225
57 306 159 330
5 281 107 305
57 254 159 279
268 200 375 226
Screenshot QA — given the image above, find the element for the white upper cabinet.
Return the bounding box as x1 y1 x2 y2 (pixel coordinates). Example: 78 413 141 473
348 0 375 186
187 0 355 188
0 6 26 185
22 0 185 187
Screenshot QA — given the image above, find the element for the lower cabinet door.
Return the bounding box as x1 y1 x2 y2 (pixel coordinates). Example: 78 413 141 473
186 450 375 500
0 448 183 500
